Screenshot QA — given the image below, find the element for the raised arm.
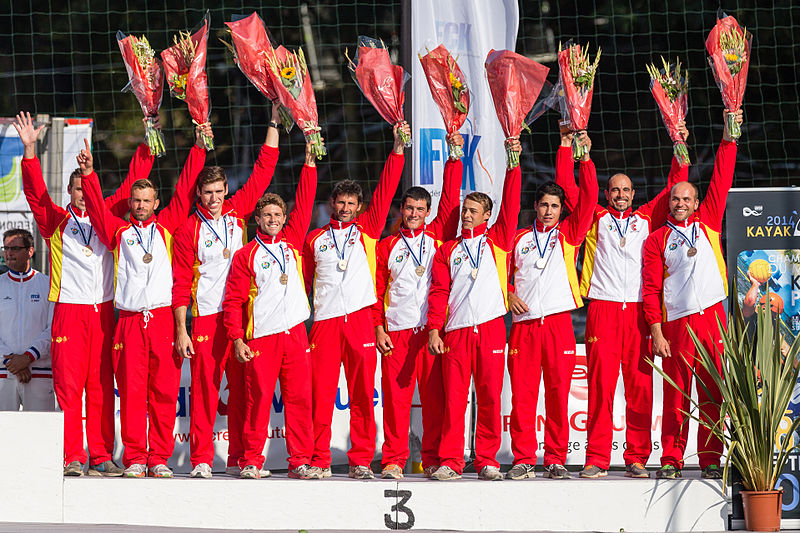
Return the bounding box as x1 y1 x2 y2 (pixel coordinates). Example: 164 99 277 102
639 121 689 227
358 122 410 238
562 135 599 243
696 109 741 231
158 125 208 233
78 140 126 249
428 132 463 241
555 127 579 212
106 143 155 217
283 142 318 248
488 139 522 251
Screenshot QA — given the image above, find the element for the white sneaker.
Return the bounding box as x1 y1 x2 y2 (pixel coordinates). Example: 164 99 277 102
259 468 272 478
225 465 241 477
430 465 461 480
148 464 173 478
190 463 212 479
124 463 147 478
240 465 260 479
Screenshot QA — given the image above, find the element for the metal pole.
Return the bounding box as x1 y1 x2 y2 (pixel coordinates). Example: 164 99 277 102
401 0 413 193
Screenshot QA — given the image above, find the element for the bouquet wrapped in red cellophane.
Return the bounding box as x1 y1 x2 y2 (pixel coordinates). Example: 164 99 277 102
346 36 410 146
706 12 751 139
485 49 549 168
646 57 690 166
265 45 325 158
161 11 213 150
117 31 165 157
418 44 469 159
557 41 601 160
223 12 293 132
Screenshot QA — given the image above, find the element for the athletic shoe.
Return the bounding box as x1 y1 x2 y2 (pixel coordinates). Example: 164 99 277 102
124 463 147 478
190 463 213 479
348 465 375 479
543 463 570 479
240 465 260 479
87 460 124 477
63 461 84 477
308 466 332 478
381 464 403 479
148 464 173 478
288 464 319 480
422 465 439 478
656 465 681 479
430 466 461 481
506 463 536 480
225 465 241 477
701 465 723 479
478 466 503 481
260 468 272 478
579 465 608 478
625 462 650 478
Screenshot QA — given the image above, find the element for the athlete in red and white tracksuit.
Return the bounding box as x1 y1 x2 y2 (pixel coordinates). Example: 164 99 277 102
222 152 317 475
304 128 407 472
643 136 738 472
83 140 205 471
172 138 279 472
556 139 688 473
19 113 153 467
373 156 462 474
427 160 521 477
507 146 597 472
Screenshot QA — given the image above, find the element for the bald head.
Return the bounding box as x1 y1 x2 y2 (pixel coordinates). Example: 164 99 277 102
604 173 635 212
669 181 700 222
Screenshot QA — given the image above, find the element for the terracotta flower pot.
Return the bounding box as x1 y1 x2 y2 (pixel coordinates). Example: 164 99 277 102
741 489 782 532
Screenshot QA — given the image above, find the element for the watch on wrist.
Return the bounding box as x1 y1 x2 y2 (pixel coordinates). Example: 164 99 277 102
268 121 280 129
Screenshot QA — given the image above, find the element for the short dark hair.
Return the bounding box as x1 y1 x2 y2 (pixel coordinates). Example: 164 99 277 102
131 178 159 199
255 193 287 216
331 179 363 204
197 166 227 189
401 186 432 209
535 181 565 204
3 228 34 249
68 169 82 188
464 191 493 214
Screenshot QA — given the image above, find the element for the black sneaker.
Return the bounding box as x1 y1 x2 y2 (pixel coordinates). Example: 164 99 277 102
543 463 570 479
506 463 536 480
656 465 681 479
701 465 723 479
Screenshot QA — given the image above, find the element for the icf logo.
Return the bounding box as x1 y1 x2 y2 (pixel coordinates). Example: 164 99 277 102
570 355 588 401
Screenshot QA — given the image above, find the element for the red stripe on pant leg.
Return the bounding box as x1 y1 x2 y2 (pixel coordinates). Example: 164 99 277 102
145 307 181 468
310 316 344 468
417 328 444 469
240 335 283 469
584 301 623 470
115 313 149 467
508 321 543 466
472 317 506 472
51 302 91 465
438 326 474 474
381 328 417 469
279 323 314 469
342 306 378 467
620 302 653 466
660 314 695 469
541 312 577 466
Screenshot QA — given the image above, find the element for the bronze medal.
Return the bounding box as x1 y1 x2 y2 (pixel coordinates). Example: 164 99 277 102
280 273 289 285
142 253 153 264
223 248 231 259
687 247 698 257
619 236 627 248
82 245 93 257
415 265 425 277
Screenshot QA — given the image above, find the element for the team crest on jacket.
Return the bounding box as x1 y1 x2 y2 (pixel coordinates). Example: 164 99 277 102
30 293 40 302
204 239 214 248
261 261 270 269
70 227 79 235
395 254 405 263
521 246 530 255
126 238 136 245
669 243 678 250
454 257 462 265
318 244 328 252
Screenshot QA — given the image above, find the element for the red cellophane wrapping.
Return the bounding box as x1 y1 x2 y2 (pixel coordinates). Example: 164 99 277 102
650 79 688 147
225 12 280 102
485 49 549 139
161 13 210 130
557 44 594 132
354 45 407 129
418 44 469 135
117 33 163 122
705 14 751 112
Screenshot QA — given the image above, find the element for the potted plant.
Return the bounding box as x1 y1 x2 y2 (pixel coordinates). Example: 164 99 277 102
652 295 800 532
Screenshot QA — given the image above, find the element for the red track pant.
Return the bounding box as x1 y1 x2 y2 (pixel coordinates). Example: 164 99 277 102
660 301 725 469
310 306 377 467
51 301 116 466
439 317 506 474
584 300 653 469
508 312 576 466
381 326 444 470
114 306 181 468
189 312 244 468
239 323 313 470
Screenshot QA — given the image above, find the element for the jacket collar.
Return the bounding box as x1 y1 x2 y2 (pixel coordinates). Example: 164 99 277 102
399 224 426 238
461 222 488 239
7 267 34 282
255 227 283 244
68 204 88 218
196 202 233 221
329 216 356 230
533 219 558 232
607 205 633 219
666 213 696 228
131 214 157 228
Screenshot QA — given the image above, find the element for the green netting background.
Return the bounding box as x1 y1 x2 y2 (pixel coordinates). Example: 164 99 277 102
1 1 799 335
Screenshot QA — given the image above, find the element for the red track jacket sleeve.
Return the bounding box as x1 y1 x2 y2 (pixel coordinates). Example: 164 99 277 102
223 245 255 341
372 236 392 327
428 158 463 241
106 143 155 217
427 242 453 332
697 140 737 231
562 158 599 244
641 229 667 325
555 145 579 213
227 145 279 220
488 165 522 252
638 155 689 228
82 171 127 250
359 151 405 238
21 156 64 239
170 219 199 310
158 145 206 233
283 164 318 250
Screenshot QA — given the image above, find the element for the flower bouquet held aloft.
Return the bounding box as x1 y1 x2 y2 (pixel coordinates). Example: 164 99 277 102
117 31 165 157
418 44 469 160
223 12 294 132
484 49 549 168
557 41 601 160
346 36 411 146
161 11 213 150
265 46 325 159
706 12 751 139
646 56 690 166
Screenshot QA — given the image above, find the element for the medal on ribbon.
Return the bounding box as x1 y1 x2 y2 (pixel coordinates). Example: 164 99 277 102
400 229 427 277
67 205 94 257
256 235 289 285
330 224 356 272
